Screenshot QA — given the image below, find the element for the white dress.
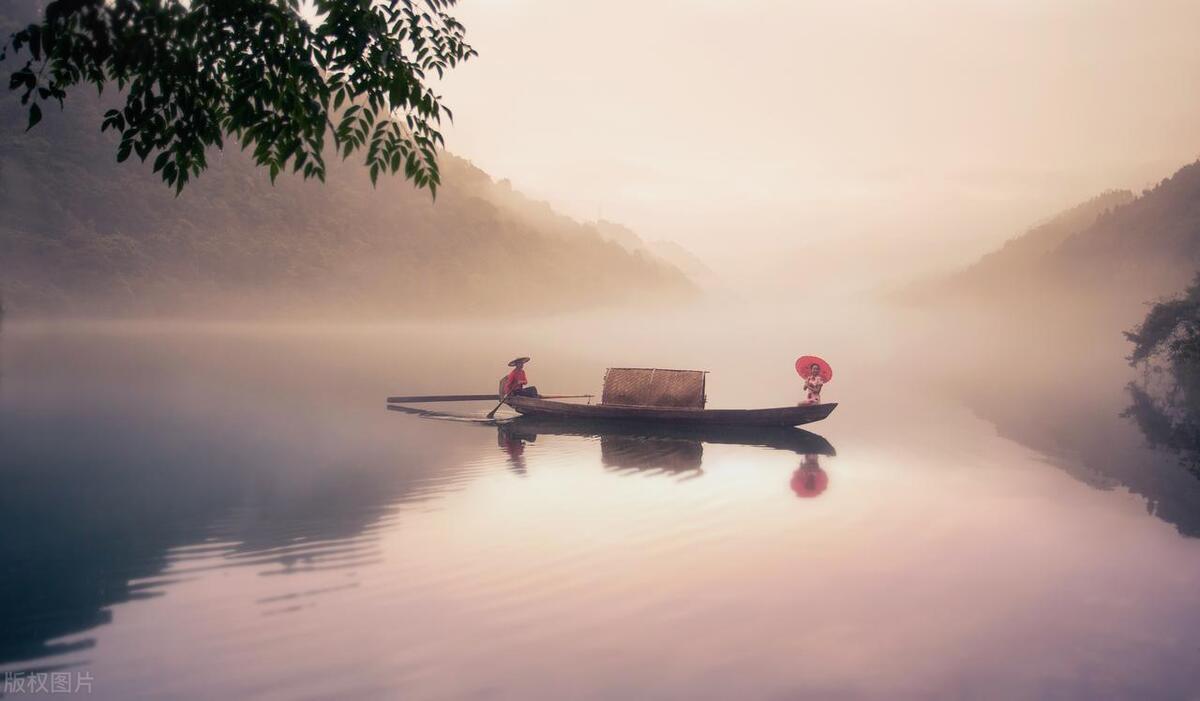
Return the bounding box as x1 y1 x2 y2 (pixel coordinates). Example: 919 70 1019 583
803 376 824 404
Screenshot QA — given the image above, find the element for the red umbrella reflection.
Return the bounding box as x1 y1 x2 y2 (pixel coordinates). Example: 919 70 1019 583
790 454 829 498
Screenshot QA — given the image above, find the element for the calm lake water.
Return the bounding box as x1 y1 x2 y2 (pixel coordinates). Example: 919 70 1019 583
3 303 1200 700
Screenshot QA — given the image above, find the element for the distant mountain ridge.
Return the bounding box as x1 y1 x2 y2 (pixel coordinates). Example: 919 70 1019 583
0 95 695 318
908 159 1200 316
952 189 1134 292
1051 161 1200 295
592 219 716 287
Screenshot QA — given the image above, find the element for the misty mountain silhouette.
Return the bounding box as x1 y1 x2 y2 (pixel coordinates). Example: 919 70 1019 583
0 90 693 318
910 159 1200 318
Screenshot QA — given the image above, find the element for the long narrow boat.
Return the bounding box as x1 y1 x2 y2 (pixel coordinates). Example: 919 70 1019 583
505 395 836 428
500 414 836 455
384 404 836 454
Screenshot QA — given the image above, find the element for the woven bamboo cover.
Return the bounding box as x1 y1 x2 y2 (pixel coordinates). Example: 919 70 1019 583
600 436 703 471
601 368 707 409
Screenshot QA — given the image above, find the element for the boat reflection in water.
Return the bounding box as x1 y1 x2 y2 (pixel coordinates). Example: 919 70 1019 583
388 405 837 493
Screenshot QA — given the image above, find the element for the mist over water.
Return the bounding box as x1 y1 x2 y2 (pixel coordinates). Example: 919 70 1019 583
6 0 1200 696
3 295 1199 700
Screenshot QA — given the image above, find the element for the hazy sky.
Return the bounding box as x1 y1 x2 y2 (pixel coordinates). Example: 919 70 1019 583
439 0 1200 287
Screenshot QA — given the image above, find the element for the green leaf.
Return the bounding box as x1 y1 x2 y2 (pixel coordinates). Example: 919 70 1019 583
26 103 42 131
3 0 475 192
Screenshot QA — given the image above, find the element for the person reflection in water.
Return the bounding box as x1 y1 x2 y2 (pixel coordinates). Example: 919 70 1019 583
502 356 539 397
497 428 530 476
801 363 825 405
791 454 829 498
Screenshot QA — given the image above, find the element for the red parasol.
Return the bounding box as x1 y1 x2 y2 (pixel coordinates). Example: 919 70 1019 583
795 355 832 382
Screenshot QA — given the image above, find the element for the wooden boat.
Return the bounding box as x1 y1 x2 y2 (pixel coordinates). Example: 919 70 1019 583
499 414 836 455
504 395 837 428
387 367 838 429
388 404 835 479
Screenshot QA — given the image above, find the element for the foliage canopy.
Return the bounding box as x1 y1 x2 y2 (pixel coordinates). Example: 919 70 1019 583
1 0 475 193
1125 275 1200 367
1124 274 1200 473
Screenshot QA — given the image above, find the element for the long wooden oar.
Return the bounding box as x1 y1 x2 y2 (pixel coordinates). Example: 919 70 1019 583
387 393 592 403
387 394 498 403
484 393 593 419
485 396 508 420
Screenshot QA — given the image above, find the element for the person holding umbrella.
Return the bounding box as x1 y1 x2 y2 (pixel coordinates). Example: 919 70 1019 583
795 355 832 405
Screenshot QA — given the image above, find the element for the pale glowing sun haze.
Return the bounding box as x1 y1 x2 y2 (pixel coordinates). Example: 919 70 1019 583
439 0 1200 289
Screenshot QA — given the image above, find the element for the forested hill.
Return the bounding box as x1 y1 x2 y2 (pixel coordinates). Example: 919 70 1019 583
907 159 1200 319
0 94 695 319
943 189 1135 295
1050 161 1200 296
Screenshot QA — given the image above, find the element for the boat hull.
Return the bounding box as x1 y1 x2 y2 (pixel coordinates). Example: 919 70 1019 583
502 415 836 455
505 397 837 427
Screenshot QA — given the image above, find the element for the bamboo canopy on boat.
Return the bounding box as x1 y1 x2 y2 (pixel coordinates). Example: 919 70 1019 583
600 368 707 409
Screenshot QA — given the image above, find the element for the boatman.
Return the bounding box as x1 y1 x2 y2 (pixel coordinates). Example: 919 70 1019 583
502 357 539 398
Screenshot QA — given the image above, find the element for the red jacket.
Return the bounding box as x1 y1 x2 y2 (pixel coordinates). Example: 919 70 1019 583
503 368 527 395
